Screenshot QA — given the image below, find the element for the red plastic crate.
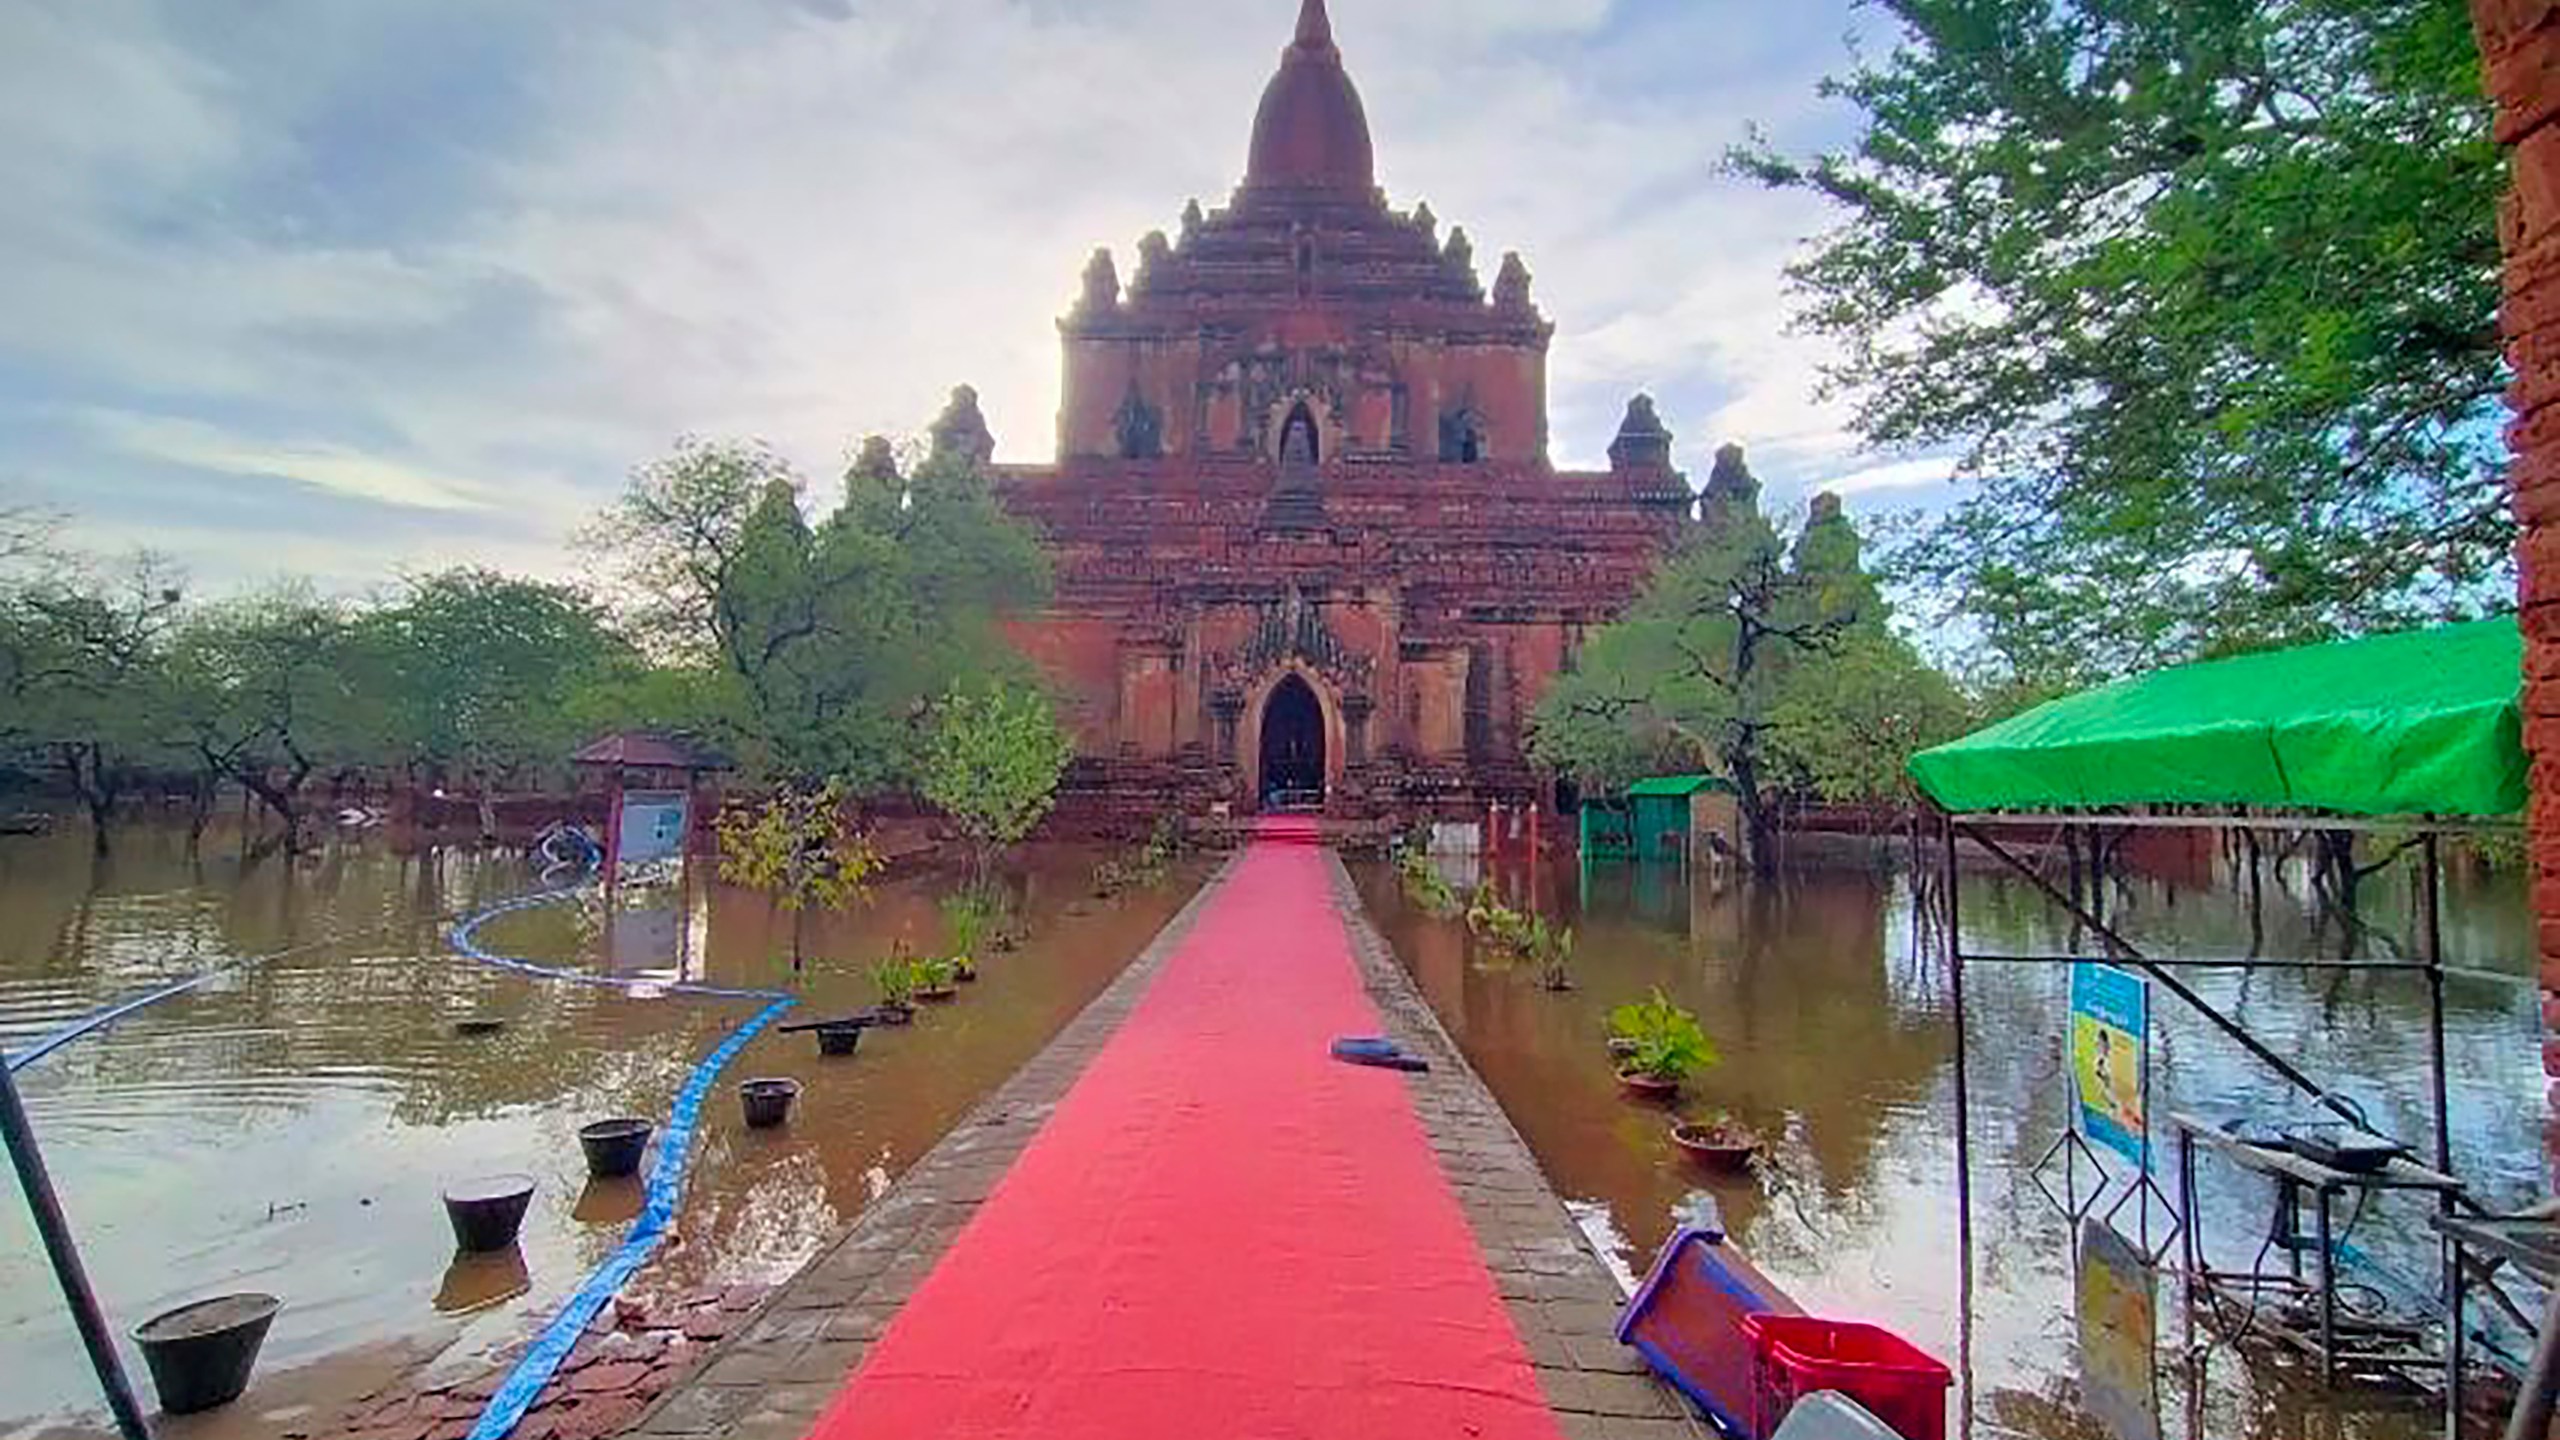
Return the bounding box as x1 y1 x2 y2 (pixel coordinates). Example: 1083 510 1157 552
1738 1313 1951 1440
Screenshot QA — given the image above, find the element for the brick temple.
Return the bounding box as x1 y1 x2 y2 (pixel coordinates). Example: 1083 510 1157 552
959 0 1694 828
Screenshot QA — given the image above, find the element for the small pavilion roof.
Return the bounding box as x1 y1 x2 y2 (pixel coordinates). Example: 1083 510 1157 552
570 731 732 773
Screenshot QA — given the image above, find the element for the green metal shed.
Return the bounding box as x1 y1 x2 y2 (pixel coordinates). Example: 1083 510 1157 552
1582 774 1732 860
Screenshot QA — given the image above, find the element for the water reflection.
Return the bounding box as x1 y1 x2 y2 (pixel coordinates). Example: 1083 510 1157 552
433 1248 532 1317
0 821 1201 1439
1357 847 2542 1440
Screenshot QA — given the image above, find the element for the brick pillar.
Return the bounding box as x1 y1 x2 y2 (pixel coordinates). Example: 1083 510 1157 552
2474 1 2560 1116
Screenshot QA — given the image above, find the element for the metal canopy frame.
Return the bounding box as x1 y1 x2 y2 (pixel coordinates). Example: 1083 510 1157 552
1933 804 2476 1437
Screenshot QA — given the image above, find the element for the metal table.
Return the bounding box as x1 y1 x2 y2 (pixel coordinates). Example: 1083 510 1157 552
2434 1212 2560 1439
2171 1111 2466 1391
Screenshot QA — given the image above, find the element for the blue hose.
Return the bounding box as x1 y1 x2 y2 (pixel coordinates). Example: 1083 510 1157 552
448 885 789 1002
464 993 795 1440
4 827 609 1074
7 969 238 1074
444 856 798 1439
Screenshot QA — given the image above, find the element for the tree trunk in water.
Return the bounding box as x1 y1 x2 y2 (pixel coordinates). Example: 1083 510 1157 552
234 768 312 856
1728 751 1778 881
185 773 217 853
55 744 115 858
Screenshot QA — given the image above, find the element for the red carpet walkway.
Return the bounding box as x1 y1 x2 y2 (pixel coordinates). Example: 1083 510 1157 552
801 821 1564 1440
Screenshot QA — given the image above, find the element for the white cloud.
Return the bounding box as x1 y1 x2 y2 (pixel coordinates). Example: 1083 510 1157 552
1822 456 1961 498
75 410 510 514
1 0 1899 587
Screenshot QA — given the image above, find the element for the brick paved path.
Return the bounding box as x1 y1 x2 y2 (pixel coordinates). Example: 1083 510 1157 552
624 843 1700 1440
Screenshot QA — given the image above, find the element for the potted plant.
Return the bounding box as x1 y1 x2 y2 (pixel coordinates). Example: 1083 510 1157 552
1398 844 1460 915
1527 917 1574 993
1464 896 1537 969
912 955 960 1002
940 889 995 983
869 951 919 1023
1609 989 1715 1099
716 784 880 976
1670 1109 1761 1169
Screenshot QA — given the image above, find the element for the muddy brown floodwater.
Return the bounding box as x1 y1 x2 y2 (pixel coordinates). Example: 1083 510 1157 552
1355 848 2545 1440
0 820 1204 1440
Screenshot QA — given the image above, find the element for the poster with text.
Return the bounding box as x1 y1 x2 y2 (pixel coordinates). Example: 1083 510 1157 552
616 790 691 868
2077 1218 2160 1440
2070 962 2148 1167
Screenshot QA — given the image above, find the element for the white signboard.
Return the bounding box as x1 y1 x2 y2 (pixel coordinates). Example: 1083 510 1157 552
615 790 691 867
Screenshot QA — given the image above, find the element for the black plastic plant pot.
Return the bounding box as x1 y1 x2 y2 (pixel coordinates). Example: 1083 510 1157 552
443 1173 537 1254
869 1003 916 1027
741 1078 801 1129
815 1023 863 1057
577 1118 653 1180
132 1293 281 1415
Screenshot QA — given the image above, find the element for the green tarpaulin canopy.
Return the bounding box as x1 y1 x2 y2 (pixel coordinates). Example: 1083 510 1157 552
1907 618 2526 818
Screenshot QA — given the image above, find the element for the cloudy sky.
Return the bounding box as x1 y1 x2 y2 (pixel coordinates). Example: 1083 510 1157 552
0 0 1951 592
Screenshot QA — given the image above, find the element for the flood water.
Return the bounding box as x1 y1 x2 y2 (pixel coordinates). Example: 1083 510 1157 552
1356 840 2547 1440
0 820 1203 1440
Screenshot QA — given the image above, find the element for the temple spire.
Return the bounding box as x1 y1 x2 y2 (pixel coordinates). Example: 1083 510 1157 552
1296 0 1333 49
1245 0 1374 194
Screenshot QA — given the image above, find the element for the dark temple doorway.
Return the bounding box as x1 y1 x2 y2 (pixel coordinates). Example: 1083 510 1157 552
1259 675 1326 811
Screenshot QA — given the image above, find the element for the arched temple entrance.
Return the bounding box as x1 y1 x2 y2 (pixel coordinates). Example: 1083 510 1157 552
1279 400 1321 467
1257 673 1327 811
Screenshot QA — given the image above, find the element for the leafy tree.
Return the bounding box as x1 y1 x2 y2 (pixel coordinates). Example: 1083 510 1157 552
357 569 636 835
1732 0 2502 674
920 683 1075 882
1533 452 1968 871
1533 453 1866 875
1765 636 1971 805
589 419 1049 787
166 588 379 854
0 497 56 577
587 436 786 666
1765 500 1972 803
716 782 880 974
0 555 187 853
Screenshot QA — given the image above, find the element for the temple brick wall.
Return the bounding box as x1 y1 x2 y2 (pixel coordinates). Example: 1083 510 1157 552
980 0 1696 832
2472 0 2560 1113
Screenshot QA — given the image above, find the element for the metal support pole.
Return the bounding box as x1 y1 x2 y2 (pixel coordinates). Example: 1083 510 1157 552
0 1059 151 1439
2419 833 2453 1178
2317 1188 2338 1389
1942 812 1973 1261
1940 812 1977 1438
2419 832 2464 1437
2179 1128 2200 1346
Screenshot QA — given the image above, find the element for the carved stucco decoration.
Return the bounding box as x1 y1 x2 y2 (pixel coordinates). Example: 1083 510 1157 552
1207 584 1374 712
